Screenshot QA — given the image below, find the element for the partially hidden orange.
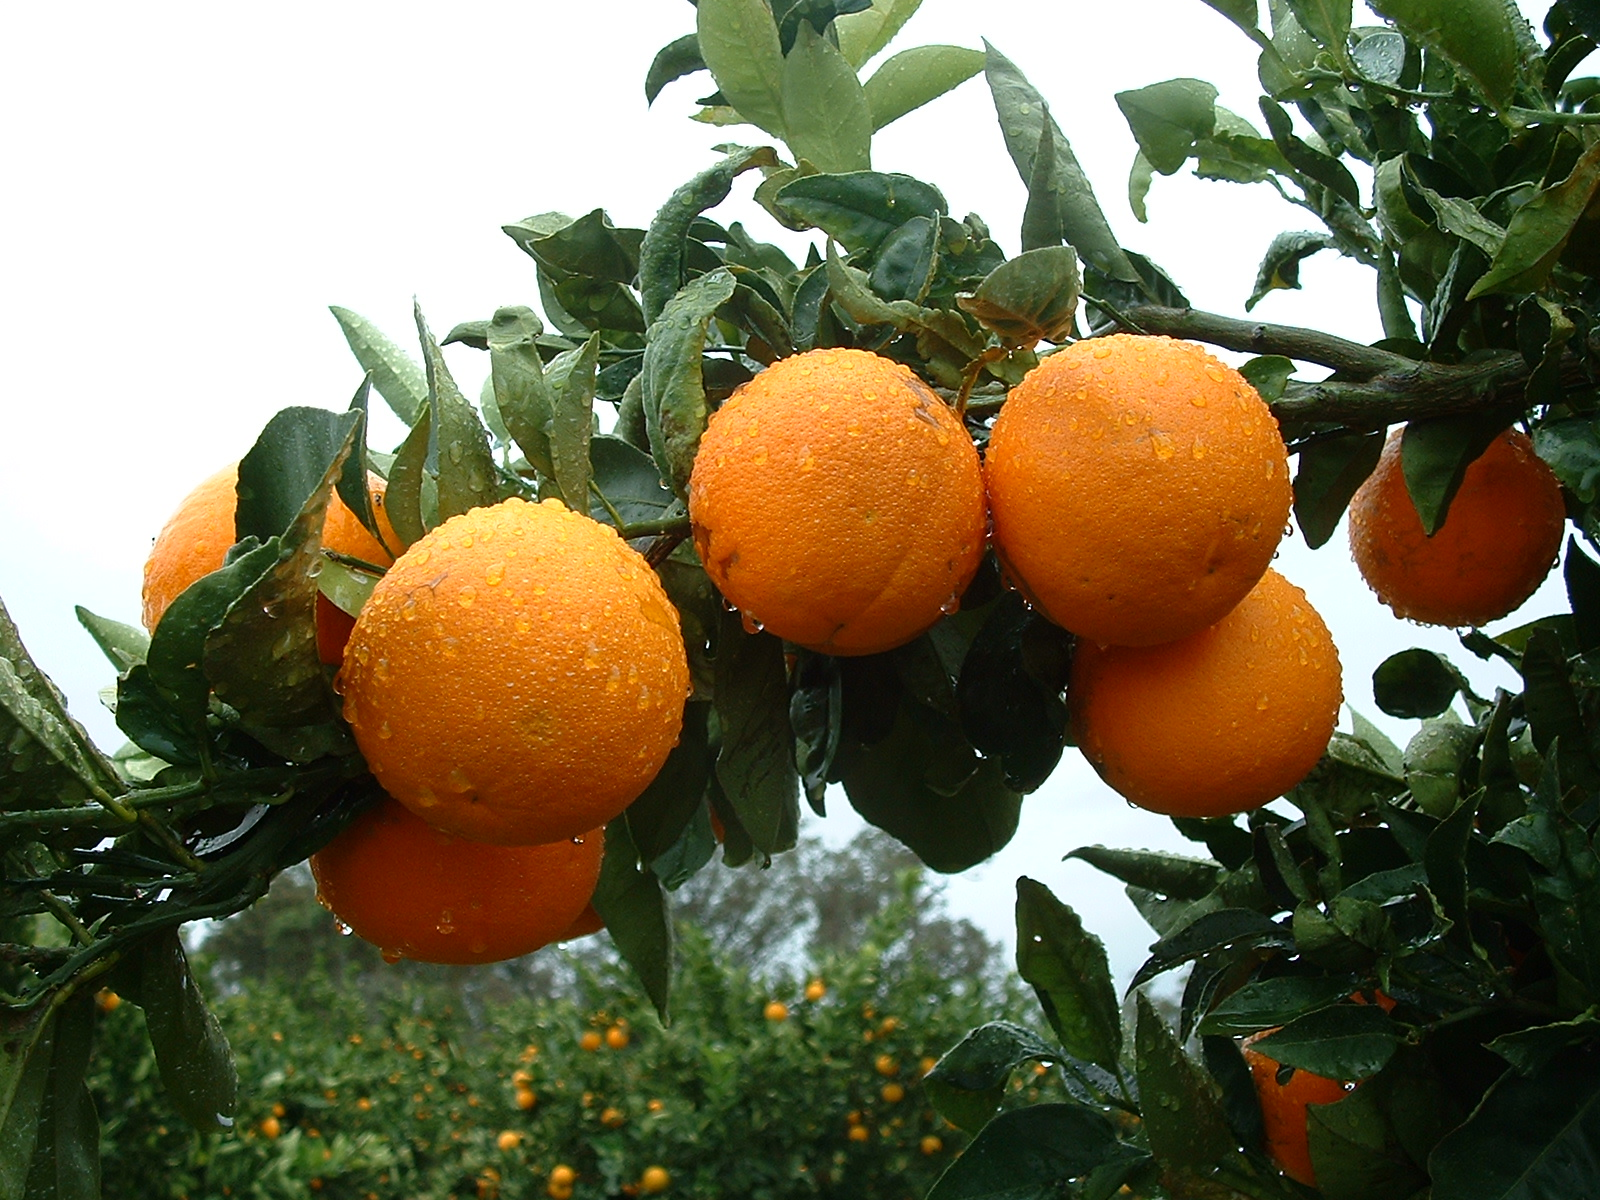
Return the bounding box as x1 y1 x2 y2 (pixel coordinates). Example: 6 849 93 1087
1242 1031 1351 1187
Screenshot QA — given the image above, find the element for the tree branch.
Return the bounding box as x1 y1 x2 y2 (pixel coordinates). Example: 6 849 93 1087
1110 305 1419 378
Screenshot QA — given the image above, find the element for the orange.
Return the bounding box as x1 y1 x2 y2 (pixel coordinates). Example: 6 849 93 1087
339 497 689 845
560 904 605 942
985 334 1291 646
141 460 397 638
804 978 826 1002
549 1166 576 1188
515 1088 537 1111
308 797 602 965
605 1025 630 1050
848 1124 870 1143
580 1031 603 1053
880 1083 905 1103
688 348 986 655
875 1054 899 1077
260 1116 281 1140
1348 428 1564 627
920 1135 943 1155
640 1166 671 1194
496 1131 522 1152
601 1106 626 1128
1242 1032 1350 1187
763 1001 789 1022
1070 569 1341 817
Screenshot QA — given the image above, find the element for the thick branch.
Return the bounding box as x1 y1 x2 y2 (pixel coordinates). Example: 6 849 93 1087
1273 355 1532 431
1112 305 1418 379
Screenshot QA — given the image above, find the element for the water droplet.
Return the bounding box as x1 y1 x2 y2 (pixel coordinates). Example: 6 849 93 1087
381 948 404 964
414 786 440 809
939 594 961 616
261 601 284 619
571 835 585 845
307 559 324 578
334 920 353 936
447 768 473 794
457 586 477 608
741 612 764 634
378 721 393 740
485 562 505 586
436 910 456 935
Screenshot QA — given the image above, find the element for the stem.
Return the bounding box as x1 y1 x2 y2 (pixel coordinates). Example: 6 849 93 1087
1106 305 1417 378
644 528 691 568
624 516 693 541
38 890 94 946
589 479 628 531
1509 107 1600 126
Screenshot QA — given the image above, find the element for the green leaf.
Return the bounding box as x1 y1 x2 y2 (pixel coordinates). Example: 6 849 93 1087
862 45 983 131
775 171 947 253
329 306 426 426
712 618 800 856
73 607 148 673
1400 411 1513 536
0 620 120 811
1351 27 1406 83
591 818 673 1023
235 406 363 545
486 306 557 479
639 147 780 328
416 305 498 522
838 705 1020 873
1133 909 1291 988
549 334 599 510
953 593 1073 793
1283 0 1351 52
834 0 920 68
642 268 738 499
1293 429 1384 549
1306 1072 1429 1200
924 1020 1061 1133
1521 629 1600 791
1403 170 1507 257
1368 0 1520 109
503 208 644 285
780 21 872 172
626 703 713 866
925 1103 1126 1200
1566 535 1600 655
0 1000 58 1198
1127 151 1155 224
386 404 434 549
1373 647 1468 718
1251 1003 1401 1079
18 987 99 1200
984 42 1139 282
1469 139 1600 297
1246 229 1337 310
956 246 1080 347
589 435 677 529
869 215 940 304
1114 78 1219 175
1403 715 1479 818
646 33 706 105
1014 878 1122 1073
1197 975 1355 1036
1134 992 1238 1177
696 0 787 137
1429 1053 1600 1200
132 930 238 1131
1487 1009 1600 1075
1065 846 1223 901
1259 97 1362 207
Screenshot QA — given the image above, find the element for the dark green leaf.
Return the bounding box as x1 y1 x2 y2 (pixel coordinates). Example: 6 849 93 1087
329 306 426 426
1015 878 1122 1073
592 818 673 1022
1132 909 1291 988
1368 0 1520 109
1566 535 1600 655
1198 975 1355 1036
646 33 706 105
503 208 644 286
1247 229 1337 310
1373 647 1468 718
1172 815 1255 870
416 305 498 522
626 703 712 868
549 334 599 510
235 407 363 544
1522 629 1600 790
1240 354 1295 401
1114 78 1218 174
643 268 738 499
133 930 237 1131
0 1000 58 1198
1470 139 1600 298
73 607 148 673
925 1103 1125 1200
957 246 1080 347
1488 1010 1600 1075
1066 846 1223 901
1202 1033 1267 1153
1022 107 1068 250
1429 1052 1600 1200
775 171 947 255
1352 28 1407 83
1134 992 1238 1176
113 665 198 765
1532 805 1600 997
925 1020 1061 1133
868 215 940 304
861 44 984 131
1424 788 1479 939
984 42 1138 282
18 987 99 1200
1284 0 1351 50
1306 1073 1429 1200
1251 1003 1401 1079
695 0 786 137
1294 429 1384 549
386 403 434 549
1259 97 1362 206
1400 411 1513 536
588 435 676 529
487 306 557 479
782 22 872 173
713 618 800 857
789 651 842 815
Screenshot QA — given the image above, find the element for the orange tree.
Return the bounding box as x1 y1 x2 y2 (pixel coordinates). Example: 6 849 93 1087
4 0 1600 1197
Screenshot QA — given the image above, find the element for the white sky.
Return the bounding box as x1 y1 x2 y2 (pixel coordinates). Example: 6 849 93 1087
0 0 1575 987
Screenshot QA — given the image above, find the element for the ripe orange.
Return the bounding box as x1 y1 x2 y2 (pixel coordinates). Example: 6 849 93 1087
338 497 689 845
560 904 605 942
260 1116 282 1140
639 1166 671 1194
1242 1032 1350 1187
920 1135 943 1155
763 1001 789 1022
601 1106 626 1128
804 978 826 1002
848 1124 870 1143
550 1166 576 1188
880 1082 905 1103
496 1131 521 1152
1069 569 1341 817
515 1088 537 1111
580 1031 603 1053
1348 428 1564 627
688 348 986 655
874 1054 899 1077
605 1026 630 1050
141 459 397 636
308 797 602 964
985 334 1291 647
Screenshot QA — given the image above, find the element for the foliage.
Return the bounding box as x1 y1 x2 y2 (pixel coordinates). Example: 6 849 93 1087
90 875 1038 1200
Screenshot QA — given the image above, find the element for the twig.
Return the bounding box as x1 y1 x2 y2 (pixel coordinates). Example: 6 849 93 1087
1107 305 1418 378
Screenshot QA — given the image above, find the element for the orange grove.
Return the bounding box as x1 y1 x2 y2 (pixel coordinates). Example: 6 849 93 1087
985 334 1291 646
338 497 689 846
1070 568 1341 817
1348 427 1565 627
688 348 987 656
308 796 602 965
1242 1032 1350 1187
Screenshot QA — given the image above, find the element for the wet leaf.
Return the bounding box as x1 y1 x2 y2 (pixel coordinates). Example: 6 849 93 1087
1132 909 1292 988
416 305 498 522
1567 535 1600 655
1015 878 1122 1073
1368 0 1520 109
329 306 426 426
789 650 842 814
925 1020 1061 1132
0 616 120 811
713 617 800 856
1247 229 1337 310
781 22 872 172
1251 1003 1401 1079
1373 648 1469 718
957 246 1080 347
925 1103 1125 1200
862 44 983 131
73 607 149 673
1470 139 1600 298
834 0 920 68
235 407 364 545
1293 429 1384 548
0 999 59 1198
1115 78 1218 175
592 818 673 1023
643 268 738 499
1399 411 1513 536
775 171 947 254
549 334 600 510
17 987 99 1200
1197 975 1355 1036
696 0 787 137
1135 992 1237 1177
1066 846 1223 901
386 403 434 549
645 33 706 105
131 930 238 1131
1487 1009 1600 1075
626 703 713 866
1259 97 1361 206
1306 1072 1428 1200
869 215 940 304
588 435 676 529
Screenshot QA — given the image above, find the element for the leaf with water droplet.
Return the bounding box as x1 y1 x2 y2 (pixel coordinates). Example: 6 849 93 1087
550 334 600 511
418 303 500 521
592 818 672 1023
330 306 427 426
1134 992 1238 1179
713 615 800 856
643 268 738 499
128 929 239 1132
958 245 1080 349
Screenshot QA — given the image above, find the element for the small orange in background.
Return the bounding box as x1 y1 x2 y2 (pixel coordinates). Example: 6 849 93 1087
848 1124 870 1143
688 348 987 656
1070 569 1341 818
308 797 603 965
647 1098 664 1113
804 978 826 1002
95 988 121 1013
356 1097 372 1112
496 1130 521 1152
920 1135 943 1155
549 1165 576 1188
605 1025 630 1050
1241 1031 1352 1187
986 334 1291 647
763 1001 789 1023
601 1106 626 1128
259 1116 281 1140
874 1054 899 1077
880 1083 905 1104
639 1165 671 1194
515 1088 537 1112
1348 428 1565 627
580 1030 604 1053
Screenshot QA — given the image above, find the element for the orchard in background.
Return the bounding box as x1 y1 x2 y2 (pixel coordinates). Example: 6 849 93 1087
4 0 1600 1197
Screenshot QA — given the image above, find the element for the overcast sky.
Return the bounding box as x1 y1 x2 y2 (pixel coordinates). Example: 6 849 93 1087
0 0 1574 986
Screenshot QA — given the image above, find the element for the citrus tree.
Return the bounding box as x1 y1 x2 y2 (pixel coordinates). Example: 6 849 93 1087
3 0 1600 1197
